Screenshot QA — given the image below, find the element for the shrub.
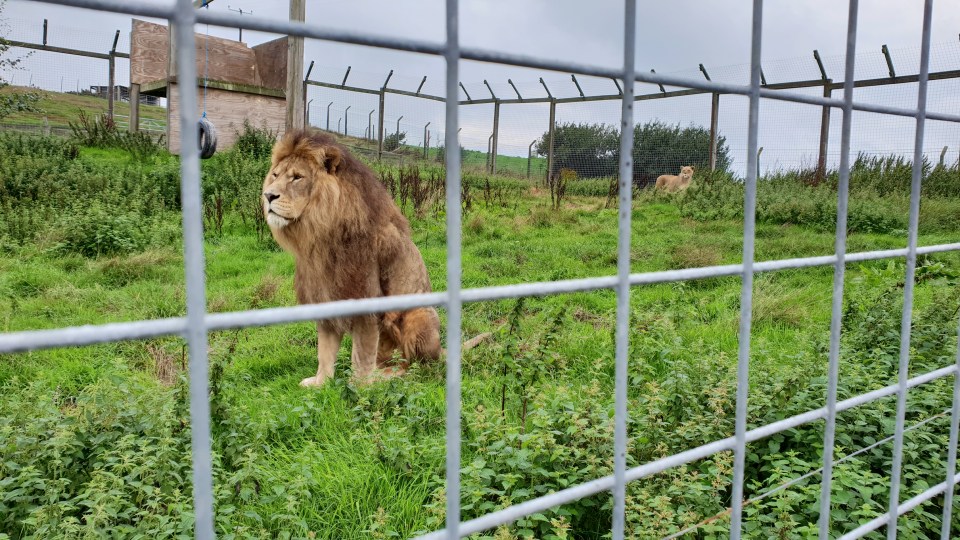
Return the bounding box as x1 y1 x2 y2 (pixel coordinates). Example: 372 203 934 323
384 131 406 152
68 109 164 161
56 201 151 256
233 119 277 160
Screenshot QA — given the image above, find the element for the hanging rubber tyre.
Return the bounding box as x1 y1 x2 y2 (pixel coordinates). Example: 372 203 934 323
198 117 218 159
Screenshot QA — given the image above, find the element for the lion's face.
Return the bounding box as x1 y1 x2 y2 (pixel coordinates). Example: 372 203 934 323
679 166 694 180
262 147 342 230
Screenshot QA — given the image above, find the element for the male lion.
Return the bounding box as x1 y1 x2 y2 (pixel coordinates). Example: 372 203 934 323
655 165 695 193
263 130 443 386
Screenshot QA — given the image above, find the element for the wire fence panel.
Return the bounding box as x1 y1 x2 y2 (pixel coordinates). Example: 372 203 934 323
4 0 960 538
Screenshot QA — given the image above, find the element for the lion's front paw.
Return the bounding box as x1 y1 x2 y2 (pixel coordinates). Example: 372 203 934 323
299 375 329 388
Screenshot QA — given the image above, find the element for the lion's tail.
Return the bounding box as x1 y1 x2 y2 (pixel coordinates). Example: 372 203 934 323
440 332 492 357
462 332 492 351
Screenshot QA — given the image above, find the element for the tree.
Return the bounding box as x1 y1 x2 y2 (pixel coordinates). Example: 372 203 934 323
383 131 406 152
0 0 41 121
632 121 731 186
535 122 618 179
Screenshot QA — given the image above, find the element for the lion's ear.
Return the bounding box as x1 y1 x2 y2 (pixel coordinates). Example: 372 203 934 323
322 146 342 174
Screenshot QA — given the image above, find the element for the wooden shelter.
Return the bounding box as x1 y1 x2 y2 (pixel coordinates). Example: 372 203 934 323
129 19 287 154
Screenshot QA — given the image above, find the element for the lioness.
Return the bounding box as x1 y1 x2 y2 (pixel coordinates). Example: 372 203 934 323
655 165 694 192
263 130 442 386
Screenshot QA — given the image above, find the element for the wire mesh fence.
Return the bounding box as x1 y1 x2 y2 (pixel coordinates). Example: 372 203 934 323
302 43 960 186
2 0 960 539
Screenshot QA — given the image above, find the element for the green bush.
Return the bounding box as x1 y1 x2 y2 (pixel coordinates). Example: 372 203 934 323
233 119 277 160
678 164 960 235
384 131 406 152
68 109 164 161
56 202 152 257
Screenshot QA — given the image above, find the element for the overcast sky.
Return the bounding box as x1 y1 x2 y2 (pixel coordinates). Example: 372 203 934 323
4 0 960 174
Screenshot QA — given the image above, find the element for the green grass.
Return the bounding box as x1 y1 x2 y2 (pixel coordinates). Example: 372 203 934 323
0 85 166 128
2 134 960 538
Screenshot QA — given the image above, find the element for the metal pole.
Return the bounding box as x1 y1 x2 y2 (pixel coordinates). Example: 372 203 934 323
527 139 536 179
326 101 332 131
882 44 897 78
729 0 764 535
888 2 933 537
486 134 493 171
817 80 833 181
396 115 403 140
42 18 47 45
491 100 500 174
939 146 948 166
443 0 463 538
547 99 556 183
368 109 375 140
570 73 585 98
344 105 351 135
424 121 431 159
612 1 637 535
107 55 116 120
709 93 720 171
818 2 859 537
306 98 314 126
173 0 214 536
285 0 306 131
377 90 385 158
337 117 341 133
508 79 523 101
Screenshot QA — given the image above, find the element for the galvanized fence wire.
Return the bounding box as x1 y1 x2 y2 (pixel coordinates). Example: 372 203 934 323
4 0 960 539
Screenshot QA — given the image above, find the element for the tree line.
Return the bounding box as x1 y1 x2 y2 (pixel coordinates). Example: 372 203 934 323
535 121 731 185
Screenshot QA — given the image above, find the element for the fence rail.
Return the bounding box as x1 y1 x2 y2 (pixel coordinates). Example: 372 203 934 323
5 1 960 539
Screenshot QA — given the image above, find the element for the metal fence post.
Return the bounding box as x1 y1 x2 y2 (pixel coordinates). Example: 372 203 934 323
818 3 859 538
709 92 720 171
817 80 833 180
424 121 431 159
612 1 637 537
107 29 119 122
729 0 764 536
491 100 500 174
107 56 116 120
886 2 934 538
377 89 386 159
547 98 556 184
443 1 463 539
172 0 214 537
527 139 536 179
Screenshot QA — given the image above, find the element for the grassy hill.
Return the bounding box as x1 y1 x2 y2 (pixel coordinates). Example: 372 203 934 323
0 85 166 130
0 88 546 176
